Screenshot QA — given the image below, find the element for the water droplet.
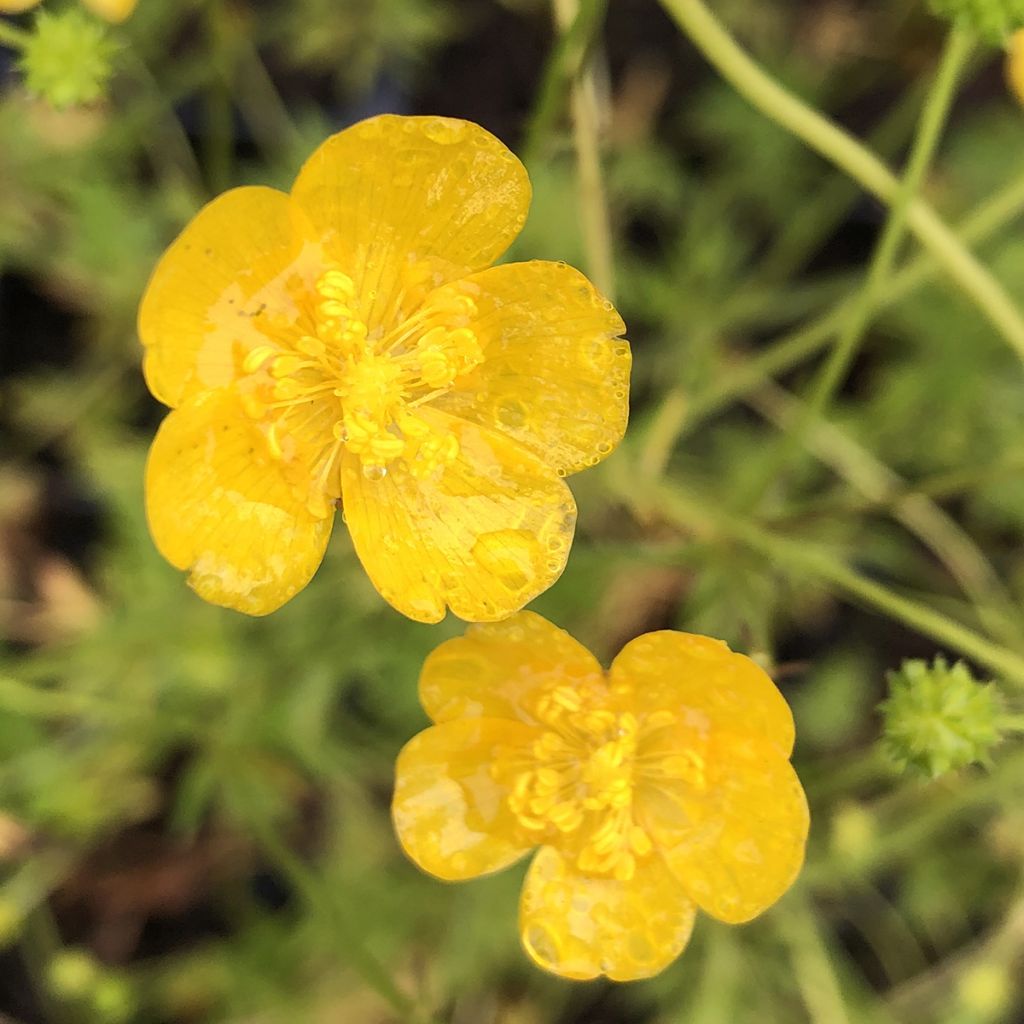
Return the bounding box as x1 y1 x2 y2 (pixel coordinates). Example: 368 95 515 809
471 529 543 593
363 464 387 481
494 396 527 429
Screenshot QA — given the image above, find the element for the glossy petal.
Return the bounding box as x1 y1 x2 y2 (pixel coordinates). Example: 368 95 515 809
519 846 696 981
138 186 318 408
435 261 631 475
146 390 333 615
393 718 537 881
81 0 136 21
340 412 576 623
610 631 795 756
419 611 604 725
0 0 40 12
290 115 530 328
637 732 809 924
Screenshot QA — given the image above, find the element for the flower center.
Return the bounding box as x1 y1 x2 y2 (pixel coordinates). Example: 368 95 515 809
498 686 707 882
239 265 483 517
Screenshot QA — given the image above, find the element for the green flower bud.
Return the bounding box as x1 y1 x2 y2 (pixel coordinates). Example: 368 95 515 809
19 10 116 109
928 0 1024 43
879 657 1005 777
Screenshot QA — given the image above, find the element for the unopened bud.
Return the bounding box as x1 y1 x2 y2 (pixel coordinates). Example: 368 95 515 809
879 657 1004 778
19 10 115 109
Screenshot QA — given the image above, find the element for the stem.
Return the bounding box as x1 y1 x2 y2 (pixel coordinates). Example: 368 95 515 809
776 895 856 1024
203 0 234 195
524 0 608 165
743 27 975 508
679 167 1024 437
746 382 1021 650
249 815 427 1023
553 0 616 300
660 0 1024 361
617 472 1024 686
0 19 29 50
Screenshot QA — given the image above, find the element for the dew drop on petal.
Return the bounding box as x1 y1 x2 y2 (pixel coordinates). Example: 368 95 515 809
471 529 543 593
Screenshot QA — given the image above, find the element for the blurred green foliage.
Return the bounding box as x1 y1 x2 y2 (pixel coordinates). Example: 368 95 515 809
2 0 1024 1022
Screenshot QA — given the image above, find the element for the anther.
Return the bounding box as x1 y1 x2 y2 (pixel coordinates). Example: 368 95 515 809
242 345 277 374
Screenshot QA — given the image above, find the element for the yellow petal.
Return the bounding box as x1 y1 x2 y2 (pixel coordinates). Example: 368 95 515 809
1009 31 1024 108
637 733 809 924
290 115 530 328
393 718 537 881
0 0 40 12
609 631 795 756
340 412 576 623
80 0 136 21
434 261 630 476
139 186 317 408
519 846 696 981
145 389 333 615
419 611 604 724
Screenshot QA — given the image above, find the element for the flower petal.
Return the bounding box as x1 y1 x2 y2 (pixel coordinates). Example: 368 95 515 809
393 718 537 881
81 0 136 21
637 733 809 924
138 186 318 408
609 631 795 756
145 389 333 615
418 611 604 725
340 412 576 623
519 846 696 981
434 261 631 476
290 115 530 328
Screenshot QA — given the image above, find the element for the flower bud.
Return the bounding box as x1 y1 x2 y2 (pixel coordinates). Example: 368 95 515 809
19 10 115 109
879 657 1005 777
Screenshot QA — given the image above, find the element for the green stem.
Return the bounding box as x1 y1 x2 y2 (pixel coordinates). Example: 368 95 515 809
679 167 1024 437
659 0 1024 361
732 517 1024 686
249 815 427 1023
0 19 29 50
523 0 608 165
743 27 974 508
203 0 234 195
746 382 1021 650
776 894 855 1024
553 0 616 300
620 474 1024 686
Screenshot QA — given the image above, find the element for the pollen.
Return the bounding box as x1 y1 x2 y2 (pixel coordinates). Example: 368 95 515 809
238 264 484 516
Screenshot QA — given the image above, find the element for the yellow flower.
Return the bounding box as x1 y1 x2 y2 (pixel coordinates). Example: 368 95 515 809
0 0 136 22
139 115 630 620
393 613 809 981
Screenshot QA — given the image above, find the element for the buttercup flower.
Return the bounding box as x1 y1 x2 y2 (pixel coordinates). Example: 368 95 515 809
0 0 136 23
393 613 809 981
140 115 630 620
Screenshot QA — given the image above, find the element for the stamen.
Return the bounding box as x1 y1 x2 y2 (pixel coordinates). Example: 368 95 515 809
239 262 483 508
